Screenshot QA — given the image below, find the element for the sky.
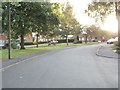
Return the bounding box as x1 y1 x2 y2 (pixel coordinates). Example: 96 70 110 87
50 0 118 33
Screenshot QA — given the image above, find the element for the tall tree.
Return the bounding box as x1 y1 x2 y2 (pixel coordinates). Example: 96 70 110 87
70 18 82 43
59 2 77 45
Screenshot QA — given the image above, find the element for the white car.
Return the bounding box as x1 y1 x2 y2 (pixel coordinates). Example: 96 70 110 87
48 40 58 45
52 40 58 44
107 37 118 44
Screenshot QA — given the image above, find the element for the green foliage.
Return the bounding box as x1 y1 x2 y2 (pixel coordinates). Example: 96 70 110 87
86 2 115 22
11 41 18 49
2 2 60 49
59 2 81 36
84 25 101 37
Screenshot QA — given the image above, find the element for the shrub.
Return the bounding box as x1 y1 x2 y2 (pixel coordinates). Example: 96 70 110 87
3 41 18 49
11 42 18 49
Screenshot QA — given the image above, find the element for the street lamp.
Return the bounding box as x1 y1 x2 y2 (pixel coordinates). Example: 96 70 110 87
8 1 12 59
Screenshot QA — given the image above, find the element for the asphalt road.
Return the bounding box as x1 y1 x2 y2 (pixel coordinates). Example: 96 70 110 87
2 44 118 88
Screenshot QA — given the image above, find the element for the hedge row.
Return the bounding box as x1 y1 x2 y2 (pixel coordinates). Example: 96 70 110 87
57 39 74 43
24 41 48 45
24 39 75 45
2 39 75 49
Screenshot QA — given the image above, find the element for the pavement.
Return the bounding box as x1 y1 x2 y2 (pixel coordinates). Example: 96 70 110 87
2 44 118 88
96 43 119 59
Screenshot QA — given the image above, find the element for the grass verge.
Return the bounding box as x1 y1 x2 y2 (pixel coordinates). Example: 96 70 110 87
2 42 99 60
111 44 120 54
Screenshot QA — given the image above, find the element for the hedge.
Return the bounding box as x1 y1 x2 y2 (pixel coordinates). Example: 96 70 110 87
2 39 75 49
57 39 74 43
24 39 74 45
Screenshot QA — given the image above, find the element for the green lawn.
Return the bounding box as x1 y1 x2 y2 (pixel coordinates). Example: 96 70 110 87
2 42 99 60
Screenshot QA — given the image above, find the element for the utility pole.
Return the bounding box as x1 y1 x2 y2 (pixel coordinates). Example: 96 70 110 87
118 2 120 47
8 1 12 59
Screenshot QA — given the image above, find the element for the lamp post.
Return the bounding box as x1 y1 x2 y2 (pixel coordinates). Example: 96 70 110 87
118 2 120 47
8 1 12 59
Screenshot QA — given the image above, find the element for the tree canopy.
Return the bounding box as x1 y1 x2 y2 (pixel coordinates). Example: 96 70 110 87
86 2 117 22
2 2 60 49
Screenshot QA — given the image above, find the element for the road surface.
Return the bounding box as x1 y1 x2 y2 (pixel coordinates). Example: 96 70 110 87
2 44 118 88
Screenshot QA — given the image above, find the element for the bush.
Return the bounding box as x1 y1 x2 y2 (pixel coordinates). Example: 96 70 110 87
11 42 18 49
3 41 18 49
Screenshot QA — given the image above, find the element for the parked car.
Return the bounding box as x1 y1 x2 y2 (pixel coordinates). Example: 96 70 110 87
107 37 118 44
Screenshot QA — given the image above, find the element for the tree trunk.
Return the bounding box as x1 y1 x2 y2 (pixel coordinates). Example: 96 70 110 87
36 34 39 48
20 34 25 49
85 35 88 44
115 2 118 19
74 35 79 43
66 35 69 46
74 35 77 43
90 36 92 42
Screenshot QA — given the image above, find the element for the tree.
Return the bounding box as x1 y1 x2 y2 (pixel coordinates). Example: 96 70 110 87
86 2 116 22
86 1 120 46
81 25 101 43
87 25 101 40
70 18 82 43
2 2 60 49
29 2 60 47
2 2 33 49
59 2 78 45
